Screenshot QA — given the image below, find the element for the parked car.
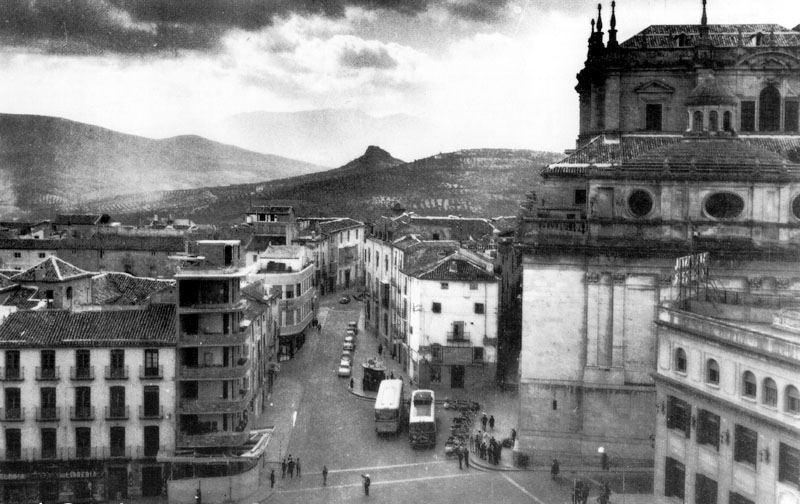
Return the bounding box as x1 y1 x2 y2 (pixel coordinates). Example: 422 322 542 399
340 351 353 363
347 321 358 334
344 335 356 348
339 296 350 304
346 328 357 338
343 340 355 352
338 359 352 377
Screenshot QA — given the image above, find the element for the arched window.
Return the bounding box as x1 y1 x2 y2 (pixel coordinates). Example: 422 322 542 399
787 385 800 414
66 287 73 300
674 348 687 373
759 86 781 132
709 111 719 131
763 378 778 406
693 111 704 132
723 111 732 131
706 359 719 385
742 371 756 398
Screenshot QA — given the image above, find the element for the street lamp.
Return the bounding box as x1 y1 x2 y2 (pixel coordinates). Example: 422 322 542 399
597 446 626 504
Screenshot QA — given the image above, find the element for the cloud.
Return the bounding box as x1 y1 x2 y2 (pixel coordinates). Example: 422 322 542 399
339 42 398 69
0 0 519 55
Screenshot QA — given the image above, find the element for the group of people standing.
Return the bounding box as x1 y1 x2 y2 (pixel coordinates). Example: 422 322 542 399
280 454 302 479
468 412 504 466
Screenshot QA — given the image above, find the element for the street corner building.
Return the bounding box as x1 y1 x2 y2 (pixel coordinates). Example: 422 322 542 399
514 0 800 476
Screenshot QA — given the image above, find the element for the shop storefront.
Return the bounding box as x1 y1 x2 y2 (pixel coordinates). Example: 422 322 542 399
0 460 104 504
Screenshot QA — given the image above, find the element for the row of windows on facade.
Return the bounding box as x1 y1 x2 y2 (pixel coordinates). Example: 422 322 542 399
665 396 800 491
644 88 799 132
3 385 162 421
431 302 485 315
665 457 796 504
4 349 161 379
3 425 161 460
673 348 800 414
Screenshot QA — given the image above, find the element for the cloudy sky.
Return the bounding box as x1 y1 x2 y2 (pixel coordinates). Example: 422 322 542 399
2 0 799 158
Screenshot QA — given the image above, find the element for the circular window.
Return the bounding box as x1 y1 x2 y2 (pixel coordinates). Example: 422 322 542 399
792 195 800 220
704 192 744 219
628 190 653 217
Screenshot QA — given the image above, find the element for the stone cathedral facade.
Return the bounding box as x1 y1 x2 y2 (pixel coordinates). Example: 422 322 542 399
516 1 800 465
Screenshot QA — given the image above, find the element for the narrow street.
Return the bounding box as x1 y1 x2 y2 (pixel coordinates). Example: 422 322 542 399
253 295 651 504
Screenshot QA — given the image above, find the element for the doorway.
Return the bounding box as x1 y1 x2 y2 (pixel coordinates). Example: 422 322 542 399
451 365 465 388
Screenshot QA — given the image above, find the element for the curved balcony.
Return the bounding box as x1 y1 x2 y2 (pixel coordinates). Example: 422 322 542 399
178 298 247 314
177 425 251 448
179 360 250 380
180 328 249 346
178 390 251 415
279 311 313 337
257 264 314 286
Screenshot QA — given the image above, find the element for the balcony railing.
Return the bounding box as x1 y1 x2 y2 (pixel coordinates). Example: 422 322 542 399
179 298 248 312
0 407 25 422
178 391 251 415
1 448 33 462
106 446 133 459
139 405 164 420
105 365 129 380
140 365 163 380
70 366 95 381
36 366 61 381
62 446 102 460
36 406 61 422
105 405 129 420
179 361 250 380
70 406 95 421
180 329 249 346
446 332 471 346
0 367 24 381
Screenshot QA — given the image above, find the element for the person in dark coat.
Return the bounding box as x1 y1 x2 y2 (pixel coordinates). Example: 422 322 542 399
456 447 463 469
270 469 275 488
550 458 560 480
362 474 371 496
296 458 301 477
463 447 470 468
481 413 488 431
322 465 328 486
288 456 295 478
489 415 495 430
281 458 287 478
511 428 517 444
378 343 383 356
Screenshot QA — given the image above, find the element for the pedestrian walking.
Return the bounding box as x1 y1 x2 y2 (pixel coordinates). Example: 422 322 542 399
361 474 371 496
464 447 470 468
296 458 301 477
511 428 517 444
378 343 383 356
281 458 287 478
601 452 609 471
481 413 488 431
598 482 611 504
550 458 560 480
322 465 328 486
270 469 275 488
456 447 463 469
350 377 354 389
469 433 475 452
489 415 495 430
480 441 486 460
474 431 481 453
390 371 394 379
288 456 295 478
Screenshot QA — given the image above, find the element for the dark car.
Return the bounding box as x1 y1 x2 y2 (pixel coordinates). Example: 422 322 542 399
339 296 350 304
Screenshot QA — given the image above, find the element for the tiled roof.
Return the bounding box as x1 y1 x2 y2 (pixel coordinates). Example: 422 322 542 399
317 218 364 234
0 285 41 310
247 205 293 214
400 241 461 273
0 273 12 289
10 257 93 283
685 78 737 106
0 304 177 347
0 235 186 252
621 24 800 49
245 235 274 253
92 273 174 305
53 214 106 226
546 134 800 177
414 255 497 282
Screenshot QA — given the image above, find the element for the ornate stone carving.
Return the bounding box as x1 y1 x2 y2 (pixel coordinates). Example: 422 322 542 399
748 277 763 290
612 273 627 284
776 277 791 289
586 272 601 283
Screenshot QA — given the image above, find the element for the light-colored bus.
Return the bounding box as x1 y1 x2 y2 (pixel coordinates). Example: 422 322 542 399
409 389 436 448
374 379 405 434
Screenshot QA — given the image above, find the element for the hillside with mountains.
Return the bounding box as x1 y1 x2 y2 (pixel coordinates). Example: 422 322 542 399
0 114 325 218
71 146 561 225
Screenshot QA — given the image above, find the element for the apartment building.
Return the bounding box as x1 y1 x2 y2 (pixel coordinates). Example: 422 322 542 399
0 258 176 503
653 297 800 504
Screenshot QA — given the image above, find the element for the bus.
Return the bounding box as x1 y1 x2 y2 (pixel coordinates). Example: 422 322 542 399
374 379 405 434
409 389 436 448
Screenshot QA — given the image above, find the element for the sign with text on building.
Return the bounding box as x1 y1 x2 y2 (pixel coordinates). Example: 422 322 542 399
673 252 709 303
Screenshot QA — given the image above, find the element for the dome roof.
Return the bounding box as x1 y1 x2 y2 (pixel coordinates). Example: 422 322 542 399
685 77 738 106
